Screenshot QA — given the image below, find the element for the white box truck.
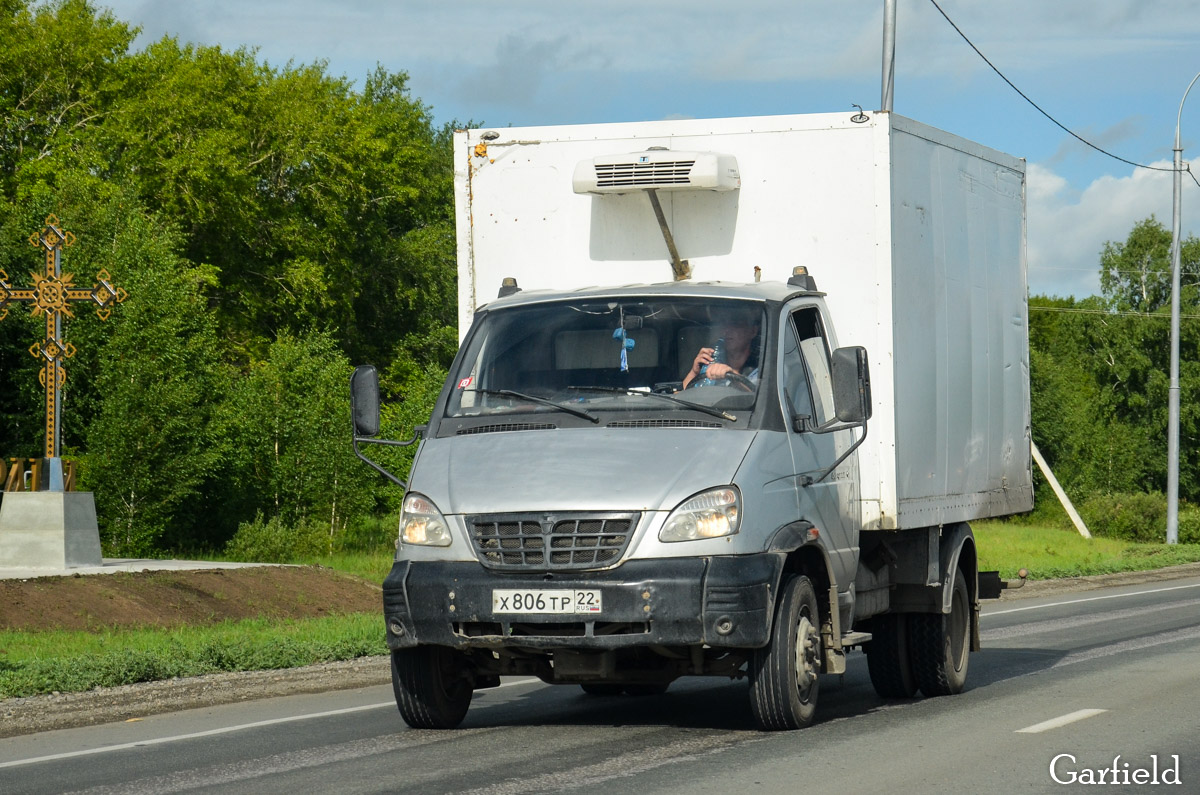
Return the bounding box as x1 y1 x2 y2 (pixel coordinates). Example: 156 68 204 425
352 110 1033 731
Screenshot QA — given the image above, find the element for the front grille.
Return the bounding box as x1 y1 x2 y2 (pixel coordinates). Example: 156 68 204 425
593 160 695 188
469 513 638 570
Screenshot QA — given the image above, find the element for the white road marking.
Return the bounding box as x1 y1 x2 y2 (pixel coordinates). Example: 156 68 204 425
1049 625 1200 669
1016 708 1108 734
0 677 541 770
980 597 1200 640
986 582 1200 616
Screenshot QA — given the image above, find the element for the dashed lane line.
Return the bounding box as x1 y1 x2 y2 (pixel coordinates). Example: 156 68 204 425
1016 709 1108 734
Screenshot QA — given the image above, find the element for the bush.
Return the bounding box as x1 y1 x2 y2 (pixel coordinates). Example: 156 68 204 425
337 515 398 554
1078 492 1167 543
224 514 331 562
1176 506 1200 545
1076 491 1200 544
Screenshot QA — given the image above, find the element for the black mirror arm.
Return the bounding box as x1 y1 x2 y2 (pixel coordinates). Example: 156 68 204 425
802 420 868 486
351 425 425 489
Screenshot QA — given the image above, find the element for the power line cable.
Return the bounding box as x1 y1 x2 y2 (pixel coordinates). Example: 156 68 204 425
927 0 1175 174
1030 305 1200 320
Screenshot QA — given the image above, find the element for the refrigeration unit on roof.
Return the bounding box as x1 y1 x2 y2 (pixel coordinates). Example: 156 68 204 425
572 150 740 194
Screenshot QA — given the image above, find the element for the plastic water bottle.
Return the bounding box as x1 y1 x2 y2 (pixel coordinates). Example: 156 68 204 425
699 338 725 385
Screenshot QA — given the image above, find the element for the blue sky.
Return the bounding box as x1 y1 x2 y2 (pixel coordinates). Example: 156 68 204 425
97 0 1200 299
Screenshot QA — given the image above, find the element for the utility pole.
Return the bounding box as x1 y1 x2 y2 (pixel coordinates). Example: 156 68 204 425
1167 71 1200 545
881 0 896 112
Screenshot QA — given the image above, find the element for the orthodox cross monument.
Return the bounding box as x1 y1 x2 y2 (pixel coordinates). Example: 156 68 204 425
0 215 126 568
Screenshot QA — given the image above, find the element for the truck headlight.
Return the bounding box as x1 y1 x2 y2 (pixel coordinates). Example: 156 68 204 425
399 494 452 547
659 487 741 542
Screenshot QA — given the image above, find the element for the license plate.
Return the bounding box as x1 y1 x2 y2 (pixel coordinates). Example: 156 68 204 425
492 589 602 615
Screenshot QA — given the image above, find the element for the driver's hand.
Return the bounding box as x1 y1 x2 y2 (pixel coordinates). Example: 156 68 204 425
690 347 715 376
705 362 734 379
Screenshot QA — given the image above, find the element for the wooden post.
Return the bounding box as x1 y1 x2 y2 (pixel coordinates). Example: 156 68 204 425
1031 441 1091 539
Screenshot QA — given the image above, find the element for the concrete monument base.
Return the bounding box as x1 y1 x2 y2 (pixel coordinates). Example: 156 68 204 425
0 491 103 568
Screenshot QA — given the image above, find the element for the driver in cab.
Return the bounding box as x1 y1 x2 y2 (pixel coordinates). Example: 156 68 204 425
682 310 760 390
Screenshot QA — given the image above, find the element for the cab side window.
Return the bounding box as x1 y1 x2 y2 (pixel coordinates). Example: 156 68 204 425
781 315 814 420
787 308 835 426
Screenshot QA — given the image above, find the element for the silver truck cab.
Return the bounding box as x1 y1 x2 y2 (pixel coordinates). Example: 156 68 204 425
353 272 895 731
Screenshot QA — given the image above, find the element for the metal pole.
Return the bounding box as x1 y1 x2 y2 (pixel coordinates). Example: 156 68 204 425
49 243 64 491
1167 70 1200 545
881 0 896 112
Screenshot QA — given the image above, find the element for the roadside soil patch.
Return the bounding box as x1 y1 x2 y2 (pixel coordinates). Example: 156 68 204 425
0 565 382 632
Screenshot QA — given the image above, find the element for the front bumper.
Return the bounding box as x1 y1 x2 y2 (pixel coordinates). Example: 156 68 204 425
383 554 784 651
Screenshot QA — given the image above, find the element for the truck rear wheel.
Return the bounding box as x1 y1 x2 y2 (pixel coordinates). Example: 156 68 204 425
391 647 473 729
909 567 970 697
748 574 821 730
865 613 918 698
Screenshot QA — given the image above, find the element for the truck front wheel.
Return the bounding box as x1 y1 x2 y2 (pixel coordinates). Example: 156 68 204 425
909 567 970 697
391 647 473 729
748 574 821 730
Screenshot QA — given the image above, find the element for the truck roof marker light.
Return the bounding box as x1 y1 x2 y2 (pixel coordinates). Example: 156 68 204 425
498 277 521 298
788 266 819 292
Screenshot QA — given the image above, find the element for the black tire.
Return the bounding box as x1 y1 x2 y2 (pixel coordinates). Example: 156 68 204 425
749 575 821 730
909 568 970 697
623 683 670 696
865 613 918 698
580 683 625 696
391 647 473 729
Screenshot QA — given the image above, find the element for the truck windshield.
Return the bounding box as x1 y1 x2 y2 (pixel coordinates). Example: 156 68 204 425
445 298 767 421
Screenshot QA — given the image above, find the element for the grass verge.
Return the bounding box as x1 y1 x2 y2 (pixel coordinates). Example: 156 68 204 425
0 613 385 699
288 550 395 583
974 519 1200 579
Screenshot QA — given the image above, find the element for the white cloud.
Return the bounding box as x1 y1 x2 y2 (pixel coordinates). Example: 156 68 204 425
1027 161 1199 298
101 1 1200 83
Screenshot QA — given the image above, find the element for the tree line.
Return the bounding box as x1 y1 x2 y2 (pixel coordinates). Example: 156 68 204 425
1 1 1197 555
0 0 453 553
1032 217 1200 540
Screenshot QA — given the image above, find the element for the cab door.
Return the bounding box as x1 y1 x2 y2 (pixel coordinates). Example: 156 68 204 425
778 302 860 587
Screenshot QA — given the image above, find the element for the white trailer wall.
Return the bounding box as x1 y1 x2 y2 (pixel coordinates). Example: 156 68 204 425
883 119 1031 529
454 112 1033 529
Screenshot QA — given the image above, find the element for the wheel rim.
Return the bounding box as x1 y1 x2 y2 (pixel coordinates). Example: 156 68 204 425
793 614 820 698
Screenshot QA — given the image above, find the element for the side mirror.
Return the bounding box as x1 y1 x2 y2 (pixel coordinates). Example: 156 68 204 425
831 346 872 424
351 365 381 438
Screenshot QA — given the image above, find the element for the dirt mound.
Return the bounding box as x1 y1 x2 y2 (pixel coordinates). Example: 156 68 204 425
0 565 382 632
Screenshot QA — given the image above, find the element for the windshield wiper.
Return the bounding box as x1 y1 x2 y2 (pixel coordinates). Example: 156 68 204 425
564 385 737 422
464 388 599 423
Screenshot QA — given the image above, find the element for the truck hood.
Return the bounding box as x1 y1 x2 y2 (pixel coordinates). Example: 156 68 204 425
410 427 756 515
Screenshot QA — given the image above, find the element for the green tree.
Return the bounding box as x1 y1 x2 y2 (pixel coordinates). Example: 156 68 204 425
89 45 457 369
1099 216 1200 313
220 331 377 538
0 0 134 195
76 193 228 555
